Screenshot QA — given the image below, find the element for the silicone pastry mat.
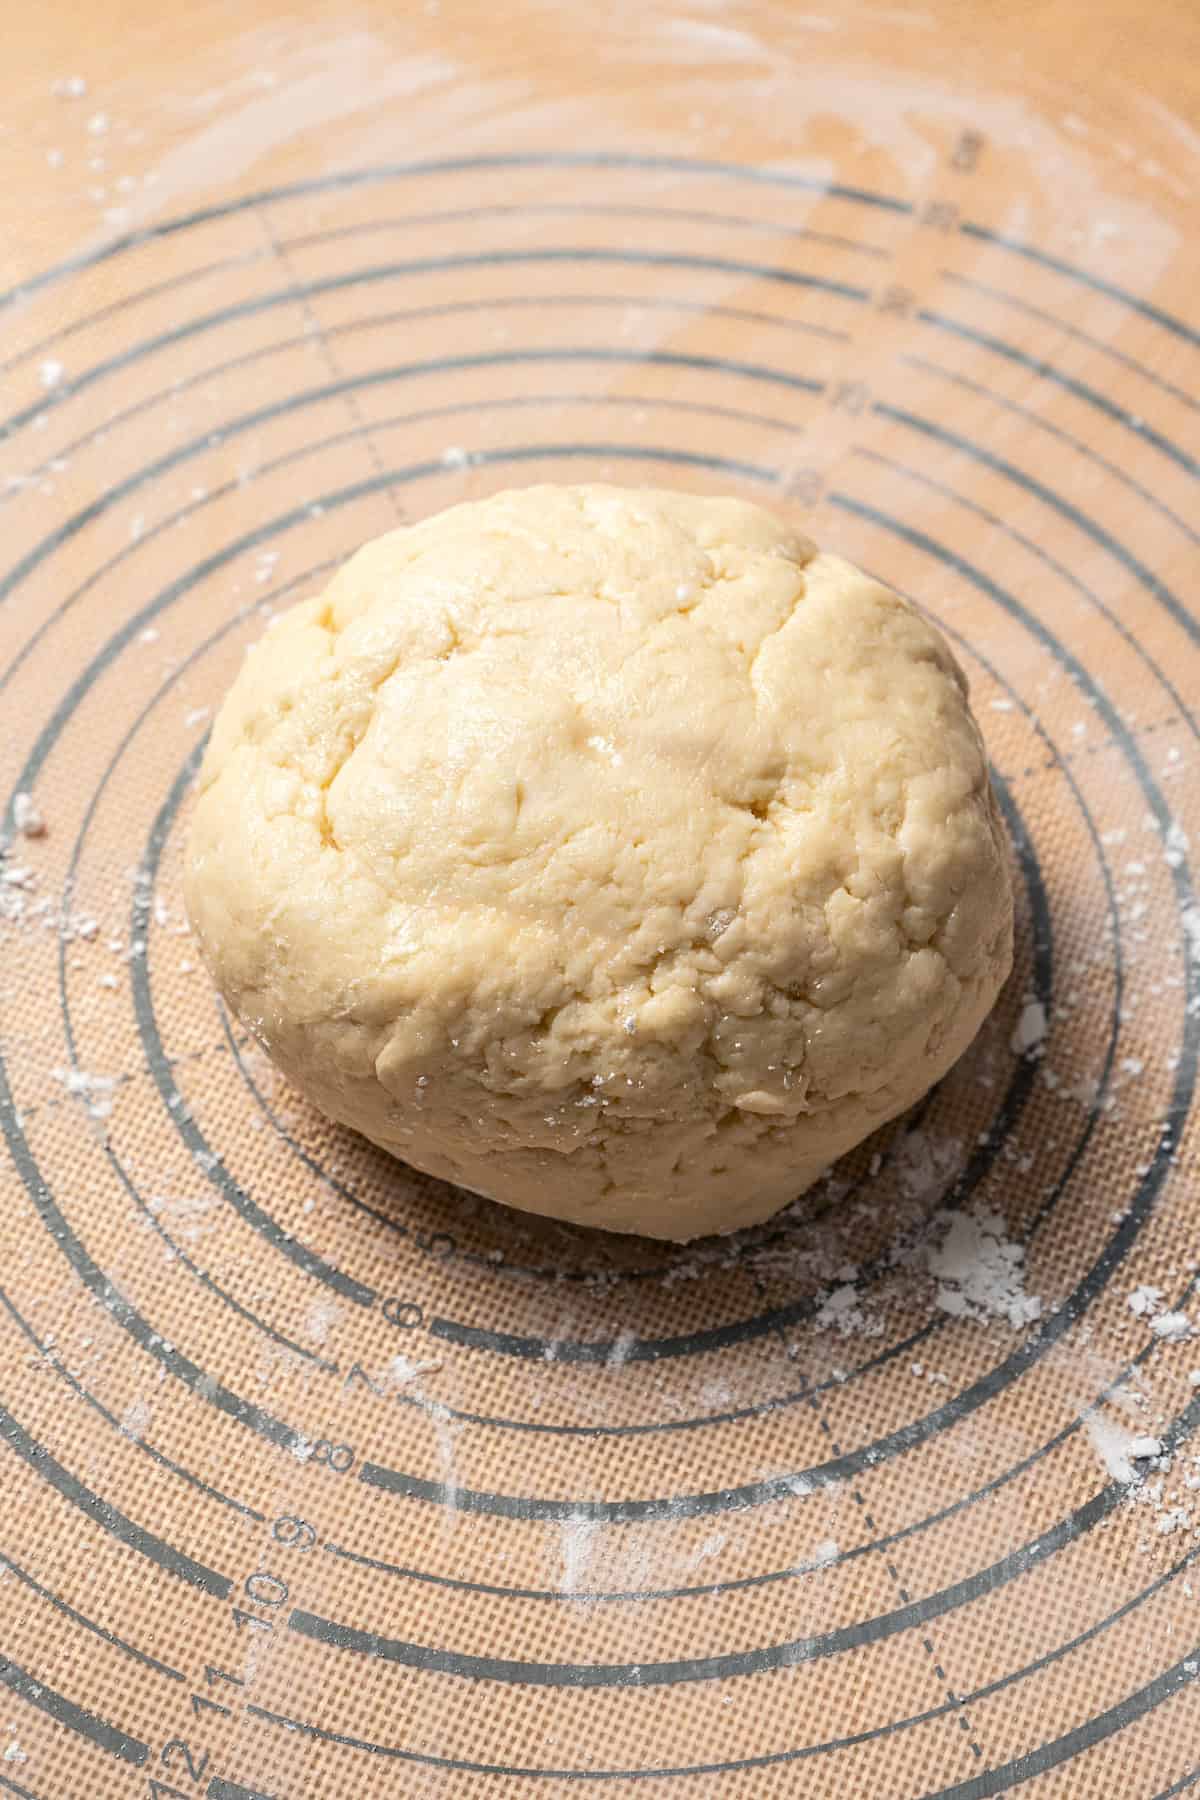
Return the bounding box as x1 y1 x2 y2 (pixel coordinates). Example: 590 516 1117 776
1 0 1198 1792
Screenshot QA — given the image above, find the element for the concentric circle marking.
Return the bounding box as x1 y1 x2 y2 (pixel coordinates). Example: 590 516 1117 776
17 443 1192 1537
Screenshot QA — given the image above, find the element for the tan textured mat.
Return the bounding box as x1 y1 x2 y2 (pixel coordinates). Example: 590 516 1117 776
1 0 1199 1792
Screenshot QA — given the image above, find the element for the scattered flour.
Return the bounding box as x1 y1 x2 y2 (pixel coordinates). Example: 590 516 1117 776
431 1413 461 1521
559 1516 599 1595
303 1298 342 1345
1084 1414 1163 1485
389 1353 443 1386
11 793 45 837
52 1066 116 1120
120 1396 152 1437
1010 999 1047 1056
607 1328 639 1367
1153 1505 1192 1536
1126 1288 1193 1342
1182 905 1200 969
895 1130 965 1201
926 1209 1042 1330
1163 821 1189 869
815 1282 882 1338
804 1538 839 1570
1150 1311 1193 1343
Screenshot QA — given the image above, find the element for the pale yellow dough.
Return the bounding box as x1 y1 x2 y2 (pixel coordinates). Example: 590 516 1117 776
185 485 1012 1240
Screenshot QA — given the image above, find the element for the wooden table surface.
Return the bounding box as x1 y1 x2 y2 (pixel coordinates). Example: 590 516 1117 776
4 0 1199 297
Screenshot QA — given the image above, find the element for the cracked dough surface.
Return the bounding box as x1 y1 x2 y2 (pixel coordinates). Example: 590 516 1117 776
185 484 1013 1240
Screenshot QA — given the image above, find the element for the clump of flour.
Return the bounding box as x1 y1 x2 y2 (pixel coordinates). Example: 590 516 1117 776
926 1209 1042 1329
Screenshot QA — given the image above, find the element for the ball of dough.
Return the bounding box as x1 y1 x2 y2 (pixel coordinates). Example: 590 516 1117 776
185 485 1012 1240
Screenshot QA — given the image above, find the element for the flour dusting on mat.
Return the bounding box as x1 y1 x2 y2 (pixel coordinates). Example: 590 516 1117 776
51 1065 117 1121
815 1282 883 1338
1010 999 1047 1056
802 1538 839 1571
1085 1414 1159 1486
926 1209 1042 1329
559 1517 599 1596
1128 1284 1166 1317
1149 1311 1193 1343
895 1129 965 1200
10 794 45 838
1127 1286 1195 1342
389 1353 443 1385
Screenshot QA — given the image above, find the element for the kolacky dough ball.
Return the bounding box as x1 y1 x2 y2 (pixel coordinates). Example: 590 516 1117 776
185 485 1013 1240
